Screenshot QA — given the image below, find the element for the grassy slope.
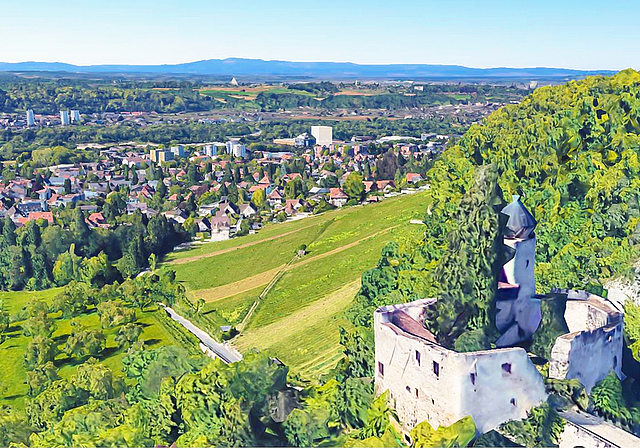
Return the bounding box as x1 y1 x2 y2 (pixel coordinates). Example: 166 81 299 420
170 192 428 377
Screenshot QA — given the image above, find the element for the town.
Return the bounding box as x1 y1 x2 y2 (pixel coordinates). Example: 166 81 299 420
0 121 434 242
1 4 639 444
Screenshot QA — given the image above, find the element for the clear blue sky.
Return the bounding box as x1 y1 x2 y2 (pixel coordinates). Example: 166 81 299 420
2 0 638 70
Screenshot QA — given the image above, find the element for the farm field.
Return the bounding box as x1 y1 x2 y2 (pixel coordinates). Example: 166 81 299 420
199 86 316 100
169 191 428 377
0 289 193 410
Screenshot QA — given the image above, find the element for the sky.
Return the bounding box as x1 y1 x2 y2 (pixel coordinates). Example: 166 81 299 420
1 0 639 70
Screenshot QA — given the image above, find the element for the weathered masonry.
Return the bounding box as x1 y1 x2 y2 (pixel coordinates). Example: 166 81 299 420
374 299 547 433
549 289 624 393
374 195 628 436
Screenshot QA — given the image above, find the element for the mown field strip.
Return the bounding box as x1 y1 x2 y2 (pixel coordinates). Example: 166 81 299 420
232 279 360 353
167 223 318 265
197 266 284 302
194 224 400 304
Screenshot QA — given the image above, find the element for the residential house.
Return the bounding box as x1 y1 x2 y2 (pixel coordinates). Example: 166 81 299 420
162 209 188 224
239 203 258 218
329 188 349 207
16 211 54 226
210 209 231 240
194 217 211 233
284 199 303 216
267 188 284 207
87 212 110 229
406 173 423 183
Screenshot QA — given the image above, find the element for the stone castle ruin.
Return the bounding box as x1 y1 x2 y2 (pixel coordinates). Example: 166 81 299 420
374 195 630 442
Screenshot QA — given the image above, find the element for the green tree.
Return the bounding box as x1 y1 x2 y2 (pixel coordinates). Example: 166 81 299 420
63 178 72 194
25 336 57 369
22 301 55 337
410 415 476 448
26 361 58 396
0 299 9 341
52 244 82 286
97 300 136 328
252 188 266 209
429 165 507 349
115 323 142 348
344 171 366 202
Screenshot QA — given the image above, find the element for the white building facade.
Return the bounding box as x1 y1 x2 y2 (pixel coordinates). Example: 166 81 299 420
26 109 35 126
311 125 332 147
60 110 70 126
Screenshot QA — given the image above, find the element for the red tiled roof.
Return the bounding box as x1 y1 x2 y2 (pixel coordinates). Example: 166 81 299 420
27 212 54 223
329 188 348 199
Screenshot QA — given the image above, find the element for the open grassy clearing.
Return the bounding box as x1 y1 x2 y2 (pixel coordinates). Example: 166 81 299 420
169 191 428 377
199 86 317 100
197 266 283 302
247 224 422 330
0 293 190 410
197 223 400 304
202 285 263 326
233 280 359 376
191 191 425 279
0 288 62 315
165 215 327 262
171 223 326 291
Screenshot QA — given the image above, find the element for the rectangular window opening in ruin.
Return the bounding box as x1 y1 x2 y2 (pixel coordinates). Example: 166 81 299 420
502 362 512 374
470 372 476 385
378 362 384 377
415 388 419 398
415 350 421 366
433 361 440 377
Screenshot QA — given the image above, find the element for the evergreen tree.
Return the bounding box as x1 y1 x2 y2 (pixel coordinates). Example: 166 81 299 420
429 165 507 350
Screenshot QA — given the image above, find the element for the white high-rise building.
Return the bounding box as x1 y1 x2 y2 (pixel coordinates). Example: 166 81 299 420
60 110 70 126
26 109 35 127
311 125 333 147
170 145 185 157
203 143 219 157
70 110 81 122
226 140 247 159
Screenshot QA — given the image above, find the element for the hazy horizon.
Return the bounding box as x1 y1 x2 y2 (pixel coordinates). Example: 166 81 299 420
0 57 629 72
2 0 638 71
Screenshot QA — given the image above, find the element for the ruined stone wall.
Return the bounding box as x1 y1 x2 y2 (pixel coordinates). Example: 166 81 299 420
549 324 624 393
549 295 624 393
374 301 547 434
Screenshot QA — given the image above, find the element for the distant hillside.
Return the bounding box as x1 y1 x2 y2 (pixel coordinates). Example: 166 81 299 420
0 58 616 80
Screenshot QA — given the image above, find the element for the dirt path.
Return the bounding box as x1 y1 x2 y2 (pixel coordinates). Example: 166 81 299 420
166 223 317 266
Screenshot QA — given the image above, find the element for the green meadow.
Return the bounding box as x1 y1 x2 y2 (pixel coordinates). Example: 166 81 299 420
169 191 428 377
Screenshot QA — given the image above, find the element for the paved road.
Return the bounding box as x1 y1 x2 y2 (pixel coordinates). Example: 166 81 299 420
164 306 243 364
